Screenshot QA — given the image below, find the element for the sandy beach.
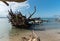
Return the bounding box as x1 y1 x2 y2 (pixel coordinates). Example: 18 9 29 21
9 28 60 41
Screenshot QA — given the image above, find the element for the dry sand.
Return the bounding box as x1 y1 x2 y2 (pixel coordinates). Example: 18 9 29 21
9 28 60 41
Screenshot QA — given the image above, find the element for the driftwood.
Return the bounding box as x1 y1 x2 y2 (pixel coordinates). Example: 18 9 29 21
8 9 28 27
8 6 37 27
8 5 47 28
2 1 9 6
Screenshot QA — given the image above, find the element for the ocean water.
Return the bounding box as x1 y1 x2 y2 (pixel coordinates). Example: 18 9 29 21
0 18 11 41
0 18 60 41
30 18 60 30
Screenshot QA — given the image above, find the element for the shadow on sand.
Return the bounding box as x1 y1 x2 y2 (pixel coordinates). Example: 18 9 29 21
12 24 46 31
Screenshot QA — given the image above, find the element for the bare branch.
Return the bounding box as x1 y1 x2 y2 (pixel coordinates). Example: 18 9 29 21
2 1 9 6
28 6 36 19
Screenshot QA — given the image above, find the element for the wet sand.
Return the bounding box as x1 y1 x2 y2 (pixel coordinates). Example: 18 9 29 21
9 28 60 41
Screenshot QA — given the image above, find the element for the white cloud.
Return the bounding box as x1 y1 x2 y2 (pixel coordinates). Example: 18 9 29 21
8 1 30 12
0 1 30 17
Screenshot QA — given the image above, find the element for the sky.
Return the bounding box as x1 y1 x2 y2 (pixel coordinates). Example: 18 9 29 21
0 0 60 18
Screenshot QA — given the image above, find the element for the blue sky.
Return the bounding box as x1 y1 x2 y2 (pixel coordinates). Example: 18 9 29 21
28 0 60 18
0 0 60 18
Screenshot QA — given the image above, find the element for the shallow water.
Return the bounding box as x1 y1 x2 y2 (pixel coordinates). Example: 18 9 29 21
0 18 11 41
0 18 60 41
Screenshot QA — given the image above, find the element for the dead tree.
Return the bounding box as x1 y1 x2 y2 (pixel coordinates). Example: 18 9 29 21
8 6 42 27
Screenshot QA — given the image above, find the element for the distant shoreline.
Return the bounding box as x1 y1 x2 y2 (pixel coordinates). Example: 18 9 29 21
0 17 7 18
